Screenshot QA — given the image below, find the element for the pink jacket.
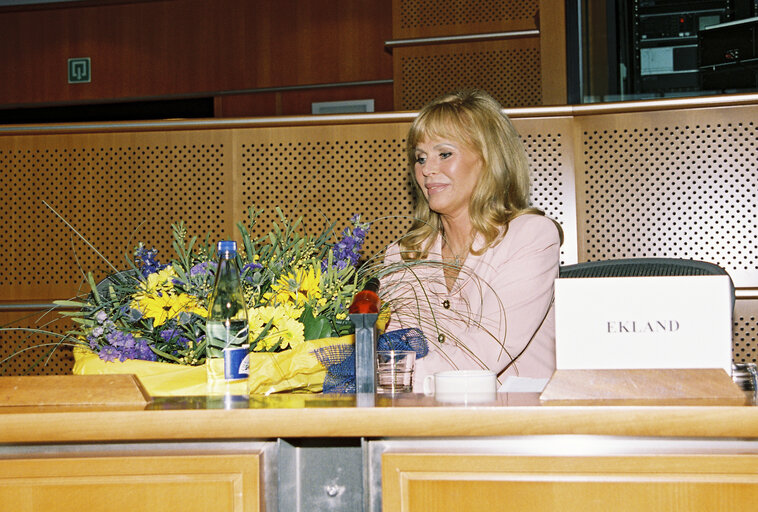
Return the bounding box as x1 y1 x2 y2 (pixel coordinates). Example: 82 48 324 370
382 214 560 391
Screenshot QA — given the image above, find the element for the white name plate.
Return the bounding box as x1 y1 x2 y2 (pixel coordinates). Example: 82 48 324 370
554 275 733 373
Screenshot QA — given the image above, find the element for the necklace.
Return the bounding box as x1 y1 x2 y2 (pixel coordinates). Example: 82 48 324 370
443 239 472 266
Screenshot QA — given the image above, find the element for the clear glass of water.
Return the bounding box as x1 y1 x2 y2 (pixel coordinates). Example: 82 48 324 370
376 350 416 393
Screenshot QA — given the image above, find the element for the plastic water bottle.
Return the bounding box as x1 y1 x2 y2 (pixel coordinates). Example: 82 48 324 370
205 240 249 395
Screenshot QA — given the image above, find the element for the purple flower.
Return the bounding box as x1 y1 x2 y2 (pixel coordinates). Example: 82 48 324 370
99 346 122 362
324 215 369 270
242 262 262 273
190 261 214 277
160 327 191 349
90 318 158 362
134 244 167 277
242 262 263 283
136 339 158 361
105 330 128 348
95 311 108 324
120 336 152 361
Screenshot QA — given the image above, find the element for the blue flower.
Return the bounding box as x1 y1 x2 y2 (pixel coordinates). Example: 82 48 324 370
99 345 122 362
160 327 191 349
136 339 158 361
134 244 167 277
242 262 262 273
190 261 214 277
242 262 263 283
324 214 369 270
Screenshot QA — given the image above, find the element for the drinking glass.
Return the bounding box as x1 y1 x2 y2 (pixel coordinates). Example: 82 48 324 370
376 350 415 393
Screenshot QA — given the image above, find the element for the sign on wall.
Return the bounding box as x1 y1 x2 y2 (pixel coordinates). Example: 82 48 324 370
67 57 91 84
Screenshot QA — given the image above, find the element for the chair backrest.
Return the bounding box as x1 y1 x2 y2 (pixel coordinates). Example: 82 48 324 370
559 257 735 311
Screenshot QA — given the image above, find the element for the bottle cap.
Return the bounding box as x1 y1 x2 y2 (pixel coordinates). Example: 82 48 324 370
217 240 237 255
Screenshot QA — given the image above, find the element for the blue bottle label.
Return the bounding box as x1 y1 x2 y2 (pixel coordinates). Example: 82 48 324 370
223 345 250 380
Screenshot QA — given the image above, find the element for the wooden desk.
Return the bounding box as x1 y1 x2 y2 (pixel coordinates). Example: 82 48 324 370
3 392 758 511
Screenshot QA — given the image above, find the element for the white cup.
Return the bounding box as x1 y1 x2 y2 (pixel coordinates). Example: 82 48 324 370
423 370 498 403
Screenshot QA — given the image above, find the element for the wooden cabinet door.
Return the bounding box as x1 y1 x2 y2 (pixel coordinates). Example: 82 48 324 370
0 452 262 512
383 453 758 512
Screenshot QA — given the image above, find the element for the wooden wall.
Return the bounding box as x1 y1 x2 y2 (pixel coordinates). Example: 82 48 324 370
0 0 569 118
388 0 567 109
0 0 394 116
1 93 756 375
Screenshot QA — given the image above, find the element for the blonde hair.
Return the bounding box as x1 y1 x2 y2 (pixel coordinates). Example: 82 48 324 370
400 90 545 260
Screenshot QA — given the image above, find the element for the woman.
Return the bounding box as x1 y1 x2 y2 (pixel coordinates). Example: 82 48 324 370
381 90 561 391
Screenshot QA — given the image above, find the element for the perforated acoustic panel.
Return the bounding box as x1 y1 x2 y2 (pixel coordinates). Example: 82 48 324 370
576 111 758 288
0 137 230 300
237 124 415 264
0 133 231 375
396 0 538 32
396 40 542 110
734 299 758 364
234 121 573 266
2 101 756 374
575 105 758 363
516 117 578 265
0 311 73 376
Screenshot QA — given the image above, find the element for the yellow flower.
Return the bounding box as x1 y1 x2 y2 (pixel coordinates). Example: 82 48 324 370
280 301 304 320
134 266 178 300
248 305 305 351
132 292 206 326
271 265 322 307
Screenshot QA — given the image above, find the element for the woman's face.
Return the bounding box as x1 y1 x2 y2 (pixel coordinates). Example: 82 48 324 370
413 137 483 220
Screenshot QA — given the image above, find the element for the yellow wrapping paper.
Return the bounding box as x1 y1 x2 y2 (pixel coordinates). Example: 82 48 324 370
73 334 354 397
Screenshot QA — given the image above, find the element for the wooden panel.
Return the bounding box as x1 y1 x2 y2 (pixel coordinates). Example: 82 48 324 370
394 38 543 110
0 130 233 302
574 104 758 288
1 97 756 375
572 102 758 364
538 0 567 105
0 0 392 107
734 299 758 364
0 452 262 512
383 453 758 512
539 369 746 406
216 83 395 118
8 395 758 442
0 310 73 377
235 122 413 263
515 116 578 265
392 0 538 39
390 0 566 109
0 375 149 407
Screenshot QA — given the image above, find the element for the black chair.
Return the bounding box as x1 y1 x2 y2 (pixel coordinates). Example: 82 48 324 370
559 257 735 311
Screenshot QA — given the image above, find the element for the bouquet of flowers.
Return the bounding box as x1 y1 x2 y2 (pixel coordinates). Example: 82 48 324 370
60 207 372 395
